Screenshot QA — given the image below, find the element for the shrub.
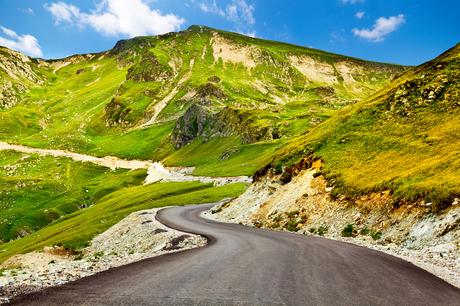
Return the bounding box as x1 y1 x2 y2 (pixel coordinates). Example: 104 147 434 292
360 227 370 235
317 226 328 236
341 224 354 237
286 220 299 232
370 230 382 240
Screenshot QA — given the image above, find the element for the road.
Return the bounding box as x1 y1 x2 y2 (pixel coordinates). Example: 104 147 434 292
12 204 460 305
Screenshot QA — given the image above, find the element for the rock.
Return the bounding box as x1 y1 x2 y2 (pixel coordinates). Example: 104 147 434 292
170 104 212 149
207 75 221 83
171 104 276 149
126 51 172 82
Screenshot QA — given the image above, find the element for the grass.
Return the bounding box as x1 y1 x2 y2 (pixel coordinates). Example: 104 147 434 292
0 25 401 178
0 181 246 263
270 44 460 210
0 150 146 243
164 137 282 176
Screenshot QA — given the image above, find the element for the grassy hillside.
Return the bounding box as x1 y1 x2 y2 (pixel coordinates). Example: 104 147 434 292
0 150 147 242
273 43 460 211
0 25 404 177
0 26 408 263
0 181 246 262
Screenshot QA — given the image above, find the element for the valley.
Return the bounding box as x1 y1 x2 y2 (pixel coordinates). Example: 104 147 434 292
0 23 459 303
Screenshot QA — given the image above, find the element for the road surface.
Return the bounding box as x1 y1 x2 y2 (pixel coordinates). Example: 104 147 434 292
12 204 460 305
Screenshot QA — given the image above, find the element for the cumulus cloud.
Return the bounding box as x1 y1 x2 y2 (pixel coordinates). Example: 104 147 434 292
198 0 255 25
352 14 405 42
0 26 43 57
44 2 79 24
45 0 185 37
355 11 365 19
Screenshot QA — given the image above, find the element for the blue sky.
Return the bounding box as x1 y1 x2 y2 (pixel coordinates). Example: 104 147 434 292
0 0 458 65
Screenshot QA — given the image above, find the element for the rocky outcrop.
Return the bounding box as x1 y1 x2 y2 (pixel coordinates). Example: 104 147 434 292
126 51 173 82
171 104 277 149
170 104 212 148
103 98 131 127
194 82 226 104
0 47 44 108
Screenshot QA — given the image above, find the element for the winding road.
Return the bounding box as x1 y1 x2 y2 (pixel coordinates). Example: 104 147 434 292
12 204 460 306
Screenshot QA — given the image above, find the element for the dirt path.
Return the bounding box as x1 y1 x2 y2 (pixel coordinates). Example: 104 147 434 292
0 141 251 185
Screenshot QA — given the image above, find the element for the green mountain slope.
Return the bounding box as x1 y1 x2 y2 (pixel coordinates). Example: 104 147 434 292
274 43 460 211
0 25 404 176
0 26 408 260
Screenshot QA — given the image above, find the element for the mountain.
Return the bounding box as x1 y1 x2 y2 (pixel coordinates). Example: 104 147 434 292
271 43 460 211
0 25 404 177
5 25 444 266
209 43 460 265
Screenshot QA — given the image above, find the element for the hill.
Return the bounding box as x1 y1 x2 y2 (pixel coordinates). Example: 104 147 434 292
0 26 406 262
273 43 460 211
0 25 404 176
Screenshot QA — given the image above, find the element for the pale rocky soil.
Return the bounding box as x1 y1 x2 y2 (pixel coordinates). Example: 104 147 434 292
206 168 460 288
0 142 251 186
211 33 258 69
0 207 207 303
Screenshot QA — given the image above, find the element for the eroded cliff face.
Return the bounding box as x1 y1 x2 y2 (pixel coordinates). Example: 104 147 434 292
171 103 277 148
0 47 44 108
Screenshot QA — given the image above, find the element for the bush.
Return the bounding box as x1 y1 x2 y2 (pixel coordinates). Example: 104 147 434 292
341 224 354 237
360 227 370 235
370 230 382 240
286 220 299 232
317 226 328 236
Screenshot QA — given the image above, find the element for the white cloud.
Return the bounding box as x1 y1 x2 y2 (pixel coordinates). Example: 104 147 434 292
0 26 43 57
198 0 255 25
45 0 185 37
236 29 256 38
352 14 405 42
19 7 35 15
340 0 364 4
227 0 255 25
199 0 225 16
44 2 80 24
355 11 365 19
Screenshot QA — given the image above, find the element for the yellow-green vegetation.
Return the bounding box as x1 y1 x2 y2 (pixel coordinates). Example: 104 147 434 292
0 150 146 242
0 25 420 264
273 43 460 211
0 181 246 262
0 25 403 176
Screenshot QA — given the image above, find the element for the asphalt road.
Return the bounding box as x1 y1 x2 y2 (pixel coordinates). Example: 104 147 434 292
12 204 460 306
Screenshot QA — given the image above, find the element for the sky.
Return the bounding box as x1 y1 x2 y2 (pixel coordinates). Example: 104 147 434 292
0 0 459 65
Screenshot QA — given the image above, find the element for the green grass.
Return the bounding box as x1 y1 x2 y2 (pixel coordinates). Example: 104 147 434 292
0 26 401 178
0 150 146 242
271 43 460 210
164 136 282 176
0 181 246 263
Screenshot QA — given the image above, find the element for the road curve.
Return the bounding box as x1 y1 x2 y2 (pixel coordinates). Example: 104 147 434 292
12 204 460 306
